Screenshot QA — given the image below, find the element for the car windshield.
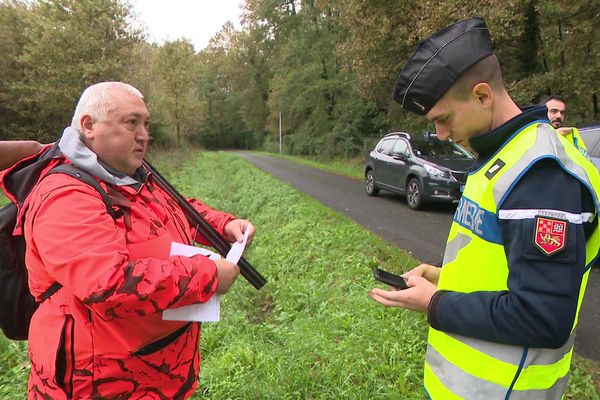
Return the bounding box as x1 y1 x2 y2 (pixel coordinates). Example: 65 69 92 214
411 139 474 159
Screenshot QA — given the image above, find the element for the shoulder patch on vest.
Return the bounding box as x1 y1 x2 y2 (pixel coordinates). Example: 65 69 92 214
533 216 567 256
485 159 505 180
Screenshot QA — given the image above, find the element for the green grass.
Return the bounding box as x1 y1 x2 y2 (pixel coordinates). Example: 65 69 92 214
0 149 599 399
155 149 424 399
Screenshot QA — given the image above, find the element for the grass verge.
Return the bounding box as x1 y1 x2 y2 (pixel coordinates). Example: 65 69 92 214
0 149 598 399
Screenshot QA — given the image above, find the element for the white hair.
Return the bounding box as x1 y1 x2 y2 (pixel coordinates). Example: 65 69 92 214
71 82 144 134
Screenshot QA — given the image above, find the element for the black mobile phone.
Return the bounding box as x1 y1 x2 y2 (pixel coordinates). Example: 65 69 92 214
373 267 409 290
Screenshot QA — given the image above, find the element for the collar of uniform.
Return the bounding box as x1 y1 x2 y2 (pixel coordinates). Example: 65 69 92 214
470 105 548 169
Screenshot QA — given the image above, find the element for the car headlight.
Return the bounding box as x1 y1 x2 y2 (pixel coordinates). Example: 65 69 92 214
424 164 447 178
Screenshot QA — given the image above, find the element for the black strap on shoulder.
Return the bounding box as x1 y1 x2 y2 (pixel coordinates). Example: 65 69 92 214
38 164 124 301
46 164 123 220
40 281 62 301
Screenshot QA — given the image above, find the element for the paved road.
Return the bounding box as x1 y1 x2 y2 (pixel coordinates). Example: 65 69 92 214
236 152 600 361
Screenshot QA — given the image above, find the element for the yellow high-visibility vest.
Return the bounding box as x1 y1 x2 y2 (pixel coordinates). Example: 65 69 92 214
424 122 600 399
562 127 588 158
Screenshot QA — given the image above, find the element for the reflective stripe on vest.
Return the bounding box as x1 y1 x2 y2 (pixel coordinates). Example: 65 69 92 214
425 122 600 399
563 127 588 158
425 346 570 400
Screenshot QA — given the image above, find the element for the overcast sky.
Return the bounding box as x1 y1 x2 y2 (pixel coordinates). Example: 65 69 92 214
130 0 245 51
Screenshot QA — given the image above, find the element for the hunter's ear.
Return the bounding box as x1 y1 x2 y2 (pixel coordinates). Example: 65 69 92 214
80 115 95 141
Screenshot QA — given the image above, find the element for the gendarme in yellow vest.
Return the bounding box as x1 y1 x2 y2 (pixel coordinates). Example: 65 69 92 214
562 127 588 158
424 122 600 399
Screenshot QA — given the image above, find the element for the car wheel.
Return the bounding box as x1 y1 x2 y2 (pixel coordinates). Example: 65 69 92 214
365 170 379 196
406 178 423 210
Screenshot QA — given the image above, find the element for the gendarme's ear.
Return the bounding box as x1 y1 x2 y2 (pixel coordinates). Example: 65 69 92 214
472 82 493 108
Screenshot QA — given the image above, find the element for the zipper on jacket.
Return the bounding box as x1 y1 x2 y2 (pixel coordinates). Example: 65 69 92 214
56 315 75 398
131 322 192 357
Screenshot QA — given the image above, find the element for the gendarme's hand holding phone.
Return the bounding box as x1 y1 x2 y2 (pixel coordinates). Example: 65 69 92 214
373 267 409 290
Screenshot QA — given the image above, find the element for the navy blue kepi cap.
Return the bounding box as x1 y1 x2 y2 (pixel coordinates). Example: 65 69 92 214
393 17 493 115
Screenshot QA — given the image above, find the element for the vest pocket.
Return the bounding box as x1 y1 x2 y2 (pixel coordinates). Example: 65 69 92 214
56 314 75 397
130 322 192 357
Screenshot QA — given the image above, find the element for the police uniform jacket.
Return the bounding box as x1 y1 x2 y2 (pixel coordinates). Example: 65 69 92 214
428 105 597 348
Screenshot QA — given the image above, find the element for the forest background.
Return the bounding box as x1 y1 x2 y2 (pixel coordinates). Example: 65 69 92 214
0 0 598 158
1 2 600 397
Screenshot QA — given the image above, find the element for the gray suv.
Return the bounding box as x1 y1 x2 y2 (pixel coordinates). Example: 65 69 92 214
365 132 474 210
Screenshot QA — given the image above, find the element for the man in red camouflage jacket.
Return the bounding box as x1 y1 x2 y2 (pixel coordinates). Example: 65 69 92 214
14 81 252 399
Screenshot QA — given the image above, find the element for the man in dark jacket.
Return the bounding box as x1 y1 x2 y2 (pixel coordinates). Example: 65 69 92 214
543 94 588 156
369 18 600 399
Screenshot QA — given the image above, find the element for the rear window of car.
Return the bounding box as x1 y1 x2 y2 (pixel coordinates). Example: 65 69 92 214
411 139 474 159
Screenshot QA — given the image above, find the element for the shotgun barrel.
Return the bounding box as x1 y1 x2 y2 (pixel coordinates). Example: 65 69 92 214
142 159 266 290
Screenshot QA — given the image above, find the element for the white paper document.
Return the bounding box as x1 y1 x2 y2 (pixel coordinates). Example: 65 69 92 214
225 225 252 264
162 226 252 322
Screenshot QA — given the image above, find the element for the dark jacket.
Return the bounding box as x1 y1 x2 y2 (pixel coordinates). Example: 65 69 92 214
428 106 597 349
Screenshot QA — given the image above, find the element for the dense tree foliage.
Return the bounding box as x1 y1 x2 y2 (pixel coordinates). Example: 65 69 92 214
0 0 598 156
0 0 142 142
152 39 204 146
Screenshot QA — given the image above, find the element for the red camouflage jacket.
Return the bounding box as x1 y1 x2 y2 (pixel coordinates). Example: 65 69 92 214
16 154 235 399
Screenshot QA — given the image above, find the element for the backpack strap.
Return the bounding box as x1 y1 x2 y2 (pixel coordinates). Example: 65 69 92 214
40 281 62 301
46 164 123 219
37 164 123 301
